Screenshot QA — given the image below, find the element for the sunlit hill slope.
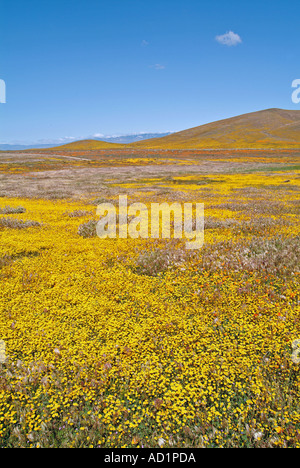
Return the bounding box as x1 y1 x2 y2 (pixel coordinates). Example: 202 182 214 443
130 109 300 149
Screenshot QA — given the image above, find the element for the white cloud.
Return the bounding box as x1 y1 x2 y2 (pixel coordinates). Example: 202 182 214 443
215 31 242 47
141 40 149 47
150 64 166 70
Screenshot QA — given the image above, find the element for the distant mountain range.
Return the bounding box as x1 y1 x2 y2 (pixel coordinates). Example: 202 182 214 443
0 133 171 151
95 133 171 144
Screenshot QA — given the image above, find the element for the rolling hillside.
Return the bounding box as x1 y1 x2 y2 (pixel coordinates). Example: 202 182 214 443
130 108 300 149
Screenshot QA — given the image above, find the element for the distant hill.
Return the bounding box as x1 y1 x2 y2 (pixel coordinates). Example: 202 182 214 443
129 109 300 149
48 139 125 150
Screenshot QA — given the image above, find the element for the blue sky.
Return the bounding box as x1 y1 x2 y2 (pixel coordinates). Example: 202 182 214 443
1 0 299 144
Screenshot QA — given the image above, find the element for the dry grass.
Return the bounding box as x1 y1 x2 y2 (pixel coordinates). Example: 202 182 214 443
77 219 98 238
200 235 300 276
65 209 94 218
0 205 26 214
132 240 194 276
0 217 42 230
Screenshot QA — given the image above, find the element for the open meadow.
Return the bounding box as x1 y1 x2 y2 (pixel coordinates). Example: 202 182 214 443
0 148 300 447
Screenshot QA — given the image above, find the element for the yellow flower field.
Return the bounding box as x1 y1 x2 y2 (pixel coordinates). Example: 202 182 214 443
0 167 300 448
